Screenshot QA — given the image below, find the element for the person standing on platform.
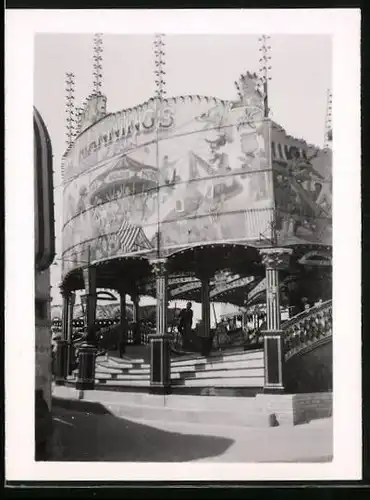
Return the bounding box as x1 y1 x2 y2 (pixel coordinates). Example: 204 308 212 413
178 302 194 350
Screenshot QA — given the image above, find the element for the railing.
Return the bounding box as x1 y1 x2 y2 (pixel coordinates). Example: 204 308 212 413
169 325 260 356
282 300 332 360
96 322 154 349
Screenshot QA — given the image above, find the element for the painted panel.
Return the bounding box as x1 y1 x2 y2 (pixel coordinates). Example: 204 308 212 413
271 123 332 246
62 97 275 276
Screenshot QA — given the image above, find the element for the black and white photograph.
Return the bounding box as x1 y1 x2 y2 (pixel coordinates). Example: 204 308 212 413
5 9 361 483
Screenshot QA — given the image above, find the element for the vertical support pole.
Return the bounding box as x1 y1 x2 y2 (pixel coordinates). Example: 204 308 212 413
148 258 171 394
56 289 70 383
78 255 97 391
67 292 75 375
155 260 168 337
132 295 138 323
201 277 211 339
259 248 292 392
199 274 212 356
131 293 141 345
82 263 97 345
119 290 127 356
61 291 69 341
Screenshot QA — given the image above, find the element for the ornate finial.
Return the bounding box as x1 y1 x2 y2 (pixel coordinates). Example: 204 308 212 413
92 33 104 96
153 33 166 100
324 89 333 149
65 72 76 147
258 34 272 118
234 71 263 107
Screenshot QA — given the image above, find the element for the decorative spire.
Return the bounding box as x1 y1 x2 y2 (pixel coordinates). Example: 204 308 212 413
153 33 166 100
92 33 104 96
65 72 76 148
258 34 272 118
324 89 333 149
74 105 83 138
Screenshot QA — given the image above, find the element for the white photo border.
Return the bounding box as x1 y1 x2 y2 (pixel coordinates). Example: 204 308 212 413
5 8 361 482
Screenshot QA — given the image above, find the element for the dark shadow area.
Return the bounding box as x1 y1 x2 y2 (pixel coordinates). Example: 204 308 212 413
284 338 332 393
49 398 234 462
35 389 53 461
52 396 112 415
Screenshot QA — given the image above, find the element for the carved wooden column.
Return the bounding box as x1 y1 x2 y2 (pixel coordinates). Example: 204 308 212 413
259 248 292 392
82 265 97 344
148 258 171 394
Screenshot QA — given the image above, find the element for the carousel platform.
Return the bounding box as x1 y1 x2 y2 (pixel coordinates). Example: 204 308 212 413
61 302 333 427
64 300 332 396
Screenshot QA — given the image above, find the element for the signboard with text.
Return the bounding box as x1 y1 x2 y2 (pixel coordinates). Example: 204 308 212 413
62 96 275 277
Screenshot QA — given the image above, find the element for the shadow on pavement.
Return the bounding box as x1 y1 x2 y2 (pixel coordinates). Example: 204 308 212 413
50 398 234 462
53 396 112 415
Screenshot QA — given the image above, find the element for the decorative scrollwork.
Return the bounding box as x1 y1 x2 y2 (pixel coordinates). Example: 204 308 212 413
259 247 293 270
151 258 167 277
283 300 332 359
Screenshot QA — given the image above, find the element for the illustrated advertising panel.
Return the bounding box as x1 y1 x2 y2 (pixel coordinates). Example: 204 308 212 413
62 96 275 277
270 123 332 246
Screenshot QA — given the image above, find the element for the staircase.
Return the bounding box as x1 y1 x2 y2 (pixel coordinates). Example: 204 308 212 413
70 348 265 396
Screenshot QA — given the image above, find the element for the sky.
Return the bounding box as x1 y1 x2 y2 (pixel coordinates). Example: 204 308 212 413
34 33 332 316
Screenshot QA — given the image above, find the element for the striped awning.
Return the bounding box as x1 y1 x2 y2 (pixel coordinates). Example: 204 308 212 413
117 219 153 254
34 107 55 270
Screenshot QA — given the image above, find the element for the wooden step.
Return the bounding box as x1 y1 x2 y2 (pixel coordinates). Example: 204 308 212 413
95 365 129 374
95 379 149 387
190 367 264 379
173 376 264 387
171 350 263 368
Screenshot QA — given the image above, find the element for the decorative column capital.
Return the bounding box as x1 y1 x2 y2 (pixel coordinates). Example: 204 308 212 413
150 258 168 278
259 248 293 270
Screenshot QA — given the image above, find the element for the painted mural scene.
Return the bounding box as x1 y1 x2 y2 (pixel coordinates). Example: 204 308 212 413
35 33 333 463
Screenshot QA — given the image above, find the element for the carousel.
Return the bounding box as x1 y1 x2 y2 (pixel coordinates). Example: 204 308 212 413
57 34 333 394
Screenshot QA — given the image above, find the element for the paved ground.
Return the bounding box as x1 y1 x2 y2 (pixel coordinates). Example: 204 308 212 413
50 404 333 463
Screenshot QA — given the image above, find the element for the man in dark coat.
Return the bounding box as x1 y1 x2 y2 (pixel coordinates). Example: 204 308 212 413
178 302 193 349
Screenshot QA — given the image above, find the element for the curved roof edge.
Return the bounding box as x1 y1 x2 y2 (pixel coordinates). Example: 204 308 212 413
62 94 233 158
62 94 327 160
